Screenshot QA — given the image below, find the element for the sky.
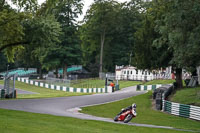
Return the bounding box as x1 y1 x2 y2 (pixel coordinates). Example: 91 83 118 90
38 0 131 21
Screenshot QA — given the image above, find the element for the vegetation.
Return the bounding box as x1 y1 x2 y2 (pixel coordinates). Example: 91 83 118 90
81 92 200 131
80 0 143 75
0 108 188 133
133 0 200 89
171 87 200 106
0 80 87 99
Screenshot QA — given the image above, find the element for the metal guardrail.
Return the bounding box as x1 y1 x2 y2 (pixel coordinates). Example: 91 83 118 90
137 84 200 121
161 85 200 121
163 100 200 121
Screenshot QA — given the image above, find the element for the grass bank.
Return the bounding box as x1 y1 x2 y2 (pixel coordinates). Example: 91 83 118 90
81 92 200 131
0 80 87 99
142 79 175 85
118 80 141 89
171 87 200 106
0 108 188 133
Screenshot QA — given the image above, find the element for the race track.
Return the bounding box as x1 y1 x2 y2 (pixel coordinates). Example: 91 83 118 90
0 86 144 117
0 86 196 132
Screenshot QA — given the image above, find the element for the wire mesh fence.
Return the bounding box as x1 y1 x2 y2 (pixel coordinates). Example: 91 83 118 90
45 77 71 88
70 78 105 88
3 73 17 98
41 77 106 88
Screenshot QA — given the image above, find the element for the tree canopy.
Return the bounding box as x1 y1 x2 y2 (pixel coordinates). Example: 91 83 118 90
80 0 143 75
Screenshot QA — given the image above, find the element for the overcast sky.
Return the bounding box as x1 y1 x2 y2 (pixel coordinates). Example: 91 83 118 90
38 0 131 21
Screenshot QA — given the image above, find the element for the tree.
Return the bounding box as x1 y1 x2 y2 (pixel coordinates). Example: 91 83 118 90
154 0 200 88
0 0 63 76
47 0 83 79
80 0 143 75
133 0 172 70
0 53 8 72
0 2 27 62
18 15 62 78
80 0 121 75
0 0 63 78
133 0 200 88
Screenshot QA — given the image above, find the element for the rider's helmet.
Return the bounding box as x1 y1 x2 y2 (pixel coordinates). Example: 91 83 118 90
132 103 136 109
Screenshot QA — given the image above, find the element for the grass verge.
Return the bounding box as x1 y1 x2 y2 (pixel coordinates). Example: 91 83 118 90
81 92 200 131
171 87 200 106
0 80 87 99
143 79 175 85
0 108 188 133
118 80 141 89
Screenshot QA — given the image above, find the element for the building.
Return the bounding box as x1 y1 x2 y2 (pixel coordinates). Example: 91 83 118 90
197 67 200 84
115 65 172 81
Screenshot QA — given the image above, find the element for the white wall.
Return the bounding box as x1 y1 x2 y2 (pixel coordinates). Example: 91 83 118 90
197 67 200 84
115 66 154 81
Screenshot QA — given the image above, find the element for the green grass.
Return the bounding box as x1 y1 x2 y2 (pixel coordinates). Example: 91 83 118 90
81 92 200 131
0 108 188 133
71 78 105 88
0 80 87 99
171 87 200 106
118 80 142 89
143 79 175 85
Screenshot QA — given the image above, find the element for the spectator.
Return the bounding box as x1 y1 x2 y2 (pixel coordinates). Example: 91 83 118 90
110 81 115 92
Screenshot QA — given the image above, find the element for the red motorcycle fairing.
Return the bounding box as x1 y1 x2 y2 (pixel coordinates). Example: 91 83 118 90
118 110 132 121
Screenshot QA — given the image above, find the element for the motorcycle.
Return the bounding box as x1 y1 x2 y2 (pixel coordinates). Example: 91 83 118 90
114 108 137 123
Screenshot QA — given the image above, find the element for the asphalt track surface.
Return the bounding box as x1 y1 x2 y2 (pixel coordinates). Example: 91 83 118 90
0 86 197 132
0 86 144 115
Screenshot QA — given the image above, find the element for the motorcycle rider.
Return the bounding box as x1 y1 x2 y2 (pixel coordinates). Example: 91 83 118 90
118 103 137 115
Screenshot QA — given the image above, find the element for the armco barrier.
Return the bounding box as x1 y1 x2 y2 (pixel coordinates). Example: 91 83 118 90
137 84 200 121
136 84 163 91
17 77 112 93
163 100 200 121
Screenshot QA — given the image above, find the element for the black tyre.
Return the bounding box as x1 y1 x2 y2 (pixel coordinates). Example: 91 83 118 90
124 114 133 123
114 115 120 121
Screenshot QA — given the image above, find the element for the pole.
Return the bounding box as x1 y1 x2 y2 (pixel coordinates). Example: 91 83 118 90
129 52 132 66
105 74 108 86
7 64 9 74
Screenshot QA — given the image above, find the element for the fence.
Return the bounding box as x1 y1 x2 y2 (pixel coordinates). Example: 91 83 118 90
0 74 17 98
137 84 200 121
99 72 115 80
163 100 200 121
116 74 172 81
70 78 105 88
17 77 113 93
136 84 163 91
46 77 71 88
45 77 106 88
